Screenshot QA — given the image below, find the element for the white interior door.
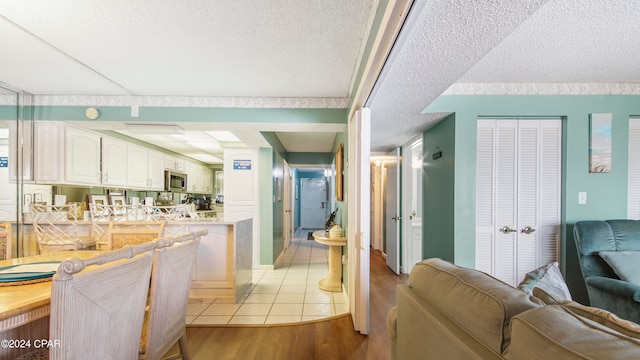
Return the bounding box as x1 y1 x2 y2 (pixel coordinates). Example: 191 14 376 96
628 118 640 219
385 147 400 274
403 139 423 273
300 178 328 228
348 108 370 334
283 160 293 248
475 118 561 286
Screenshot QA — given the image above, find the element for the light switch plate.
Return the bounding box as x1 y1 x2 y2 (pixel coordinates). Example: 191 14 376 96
578 192 587 205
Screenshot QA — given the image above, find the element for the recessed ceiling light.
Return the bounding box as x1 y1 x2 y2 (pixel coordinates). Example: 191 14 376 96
124 124 184 135
204 131 240 142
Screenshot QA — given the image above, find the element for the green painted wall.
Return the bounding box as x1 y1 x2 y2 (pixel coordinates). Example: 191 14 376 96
422 114 456 261
423 94 640 304
259 147 274 266
30 106 347 125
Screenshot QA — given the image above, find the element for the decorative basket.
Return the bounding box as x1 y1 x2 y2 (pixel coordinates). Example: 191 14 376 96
329 225 343 238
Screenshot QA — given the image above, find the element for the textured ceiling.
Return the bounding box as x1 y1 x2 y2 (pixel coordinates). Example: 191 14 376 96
2 1 640 159
0 0 374 98
367 0 640 152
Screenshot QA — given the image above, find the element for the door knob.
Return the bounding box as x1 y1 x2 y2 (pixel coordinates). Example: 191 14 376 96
392 215 402 223
520 226 536 234
499 226 517 234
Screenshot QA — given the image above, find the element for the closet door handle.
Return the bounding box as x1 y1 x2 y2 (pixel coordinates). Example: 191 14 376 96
499 226 517 234
521 226 536 234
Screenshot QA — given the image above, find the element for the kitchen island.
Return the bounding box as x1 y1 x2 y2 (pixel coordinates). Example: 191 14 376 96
22 216 253 304
183 217 253 303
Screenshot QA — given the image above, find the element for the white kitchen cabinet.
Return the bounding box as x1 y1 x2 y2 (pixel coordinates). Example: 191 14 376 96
8 120 34 182
148 150 165 190
164 156 185 172
101 137 127 187
65 126 101 185
127 144 165 190
126 144 149 189
185 161 201 193
184 161 212 193
34 121 63 183
201 165 212 193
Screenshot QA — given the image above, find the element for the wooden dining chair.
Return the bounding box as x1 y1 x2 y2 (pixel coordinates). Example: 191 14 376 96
102 220 166 250
139 229 207 360
0 222 12 260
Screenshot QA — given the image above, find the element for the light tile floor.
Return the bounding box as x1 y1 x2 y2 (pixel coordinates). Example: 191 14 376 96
186 229 349 325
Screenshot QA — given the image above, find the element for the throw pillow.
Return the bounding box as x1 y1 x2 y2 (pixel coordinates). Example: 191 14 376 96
518 262 573 301
598 251 640 285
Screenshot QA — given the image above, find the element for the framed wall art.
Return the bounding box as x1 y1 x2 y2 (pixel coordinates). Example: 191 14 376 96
589 113 612 173
336 143 344 201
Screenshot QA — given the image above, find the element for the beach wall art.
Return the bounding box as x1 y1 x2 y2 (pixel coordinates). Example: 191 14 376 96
589 113 612 173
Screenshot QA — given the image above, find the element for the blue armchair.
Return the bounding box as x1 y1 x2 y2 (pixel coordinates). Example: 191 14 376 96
573 219 640 324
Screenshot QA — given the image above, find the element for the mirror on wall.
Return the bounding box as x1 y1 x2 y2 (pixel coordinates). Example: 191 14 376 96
0 85 34 258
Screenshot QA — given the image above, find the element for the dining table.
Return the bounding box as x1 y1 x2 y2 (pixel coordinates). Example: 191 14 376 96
0 251 99 358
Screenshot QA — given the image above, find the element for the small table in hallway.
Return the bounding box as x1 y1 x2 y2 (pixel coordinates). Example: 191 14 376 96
312 230 347 292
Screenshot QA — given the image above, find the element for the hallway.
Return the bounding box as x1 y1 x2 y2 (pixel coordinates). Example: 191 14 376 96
186 229 348 325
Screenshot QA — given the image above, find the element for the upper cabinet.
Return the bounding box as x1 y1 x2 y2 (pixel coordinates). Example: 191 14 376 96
126 144 165 191
101 137 127 187
185 161 212 194
12 121 207 192
165 156 185 172
8 120 35 182
65 125 102 185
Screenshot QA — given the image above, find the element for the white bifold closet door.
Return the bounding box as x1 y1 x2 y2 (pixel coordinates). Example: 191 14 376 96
475 118 561 286
627 118 640 219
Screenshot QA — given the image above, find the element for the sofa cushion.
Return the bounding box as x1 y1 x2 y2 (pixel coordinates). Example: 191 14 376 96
562 301 640 336
409 258 543 354
518 262 572 301
505 305 640 359
599 251 640 285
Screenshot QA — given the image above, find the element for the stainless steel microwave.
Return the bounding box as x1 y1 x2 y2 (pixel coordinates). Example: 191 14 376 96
165 170 187 192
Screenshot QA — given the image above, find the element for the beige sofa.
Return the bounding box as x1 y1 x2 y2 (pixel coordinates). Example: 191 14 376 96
387 258 640 359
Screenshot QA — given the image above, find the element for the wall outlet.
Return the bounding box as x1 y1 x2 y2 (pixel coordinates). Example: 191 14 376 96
34 193 42 203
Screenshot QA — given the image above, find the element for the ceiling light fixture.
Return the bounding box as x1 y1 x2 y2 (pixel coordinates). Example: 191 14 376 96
124 124 184 135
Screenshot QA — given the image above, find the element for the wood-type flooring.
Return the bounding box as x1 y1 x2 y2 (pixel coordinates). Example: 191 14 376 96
168 247 408 360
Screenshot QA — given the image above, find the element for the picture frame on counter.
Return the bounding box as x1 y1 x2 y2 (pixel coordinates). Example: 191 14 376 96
109 194 125 207
89 194 109 217
109 195 126 215
90 194 108 206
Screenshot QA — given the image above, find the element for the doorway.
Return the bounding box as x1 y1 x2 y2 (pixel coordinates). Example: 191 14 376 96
402 138 423 274
300 177 329 229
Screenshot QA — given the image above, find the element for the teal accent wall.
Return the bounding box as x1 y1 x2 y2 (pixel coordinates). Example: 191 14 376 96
0 105 18 120
287 152 333 165
31 106 347 125
422 114 456 262
422 94 640 304
259 147 274 266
